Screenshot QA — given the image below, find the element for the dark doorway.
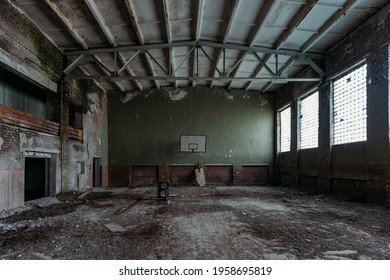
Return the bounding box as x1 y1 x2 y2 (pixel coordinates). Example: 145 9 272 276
24 157 49 201
93 157 101 188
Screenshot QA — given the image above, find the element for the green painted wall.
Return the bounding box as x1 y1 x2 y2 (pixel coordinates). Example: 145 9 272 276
108 86 274 165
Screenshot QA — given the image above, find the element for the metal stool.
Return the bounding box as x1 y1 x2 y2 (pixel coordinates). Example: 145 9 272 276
157 180 170 203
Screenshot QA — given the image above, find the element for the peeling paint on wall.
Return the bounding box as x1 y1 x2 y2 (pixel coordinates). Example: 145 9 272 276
243 93 250 99
121 90 141 103
0 136 3 150
165 88 188 101
225 149 234 158
258 94 270 107
144 90 154 98
225 91 234 101
109 86 274 166
89 104 99 114
121 88 189 103
18 132 34 151
19 132 27 147
87 91 106 114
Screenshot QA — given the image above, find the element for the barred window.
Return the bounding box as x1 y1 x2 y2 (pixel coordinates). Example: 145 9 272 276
333 64 367 145
299 91 318 149
280 106 291 152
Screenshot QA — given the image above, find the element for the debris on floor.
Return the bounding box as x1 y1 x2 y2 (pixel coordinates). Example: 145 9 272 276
0 185 389 260
104 223 127 233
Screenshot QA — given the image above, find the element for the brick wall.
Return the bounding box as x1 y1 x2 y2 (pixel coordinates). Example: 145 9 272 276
274 5 390 205
0 123 62 210
0 3 109 210
326 7 390 78
0 1 62 81
0 88 108 210
0 124 20 156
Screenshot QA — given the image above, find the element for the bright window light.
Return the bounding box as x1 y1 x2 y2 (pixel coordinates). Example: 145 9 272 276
333 64 367 145
280 106 291 152
299 91 318 149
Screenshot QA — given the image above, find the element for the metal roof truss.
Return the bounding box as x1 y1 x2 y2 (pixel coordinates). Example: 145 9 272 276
64 40 325 86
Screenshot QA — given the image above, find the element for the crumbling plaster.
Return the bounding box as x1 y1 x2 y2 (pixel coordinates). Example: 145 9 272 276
0 2 109 210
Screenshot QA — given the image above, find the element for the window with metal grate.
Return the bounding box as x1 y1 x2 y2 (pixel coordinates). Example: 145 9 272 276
299 91 318 149
333 64 367 145
280 106 291 152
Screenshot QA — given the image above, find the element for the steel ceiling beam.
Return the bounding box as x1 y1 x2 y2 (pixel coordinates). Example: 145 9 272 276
163 0 178 87
245 0 319 91
123 0 144 44
74 63 108 93
226 0 278 89
144 50 169 75
123 0 160 89
252 52 275 77
84 0 117 46
84 0 130 90
93 56 131 96
143 55 160 90
193 0 204 86
261 0 362 92
63 54 85 76
173 46 196 76
67 45 322 84
275 0 319 50
71 75 322 83
117 50 142 74
117 54 143 91
64 40 324 59
42 0 89 50
93 54 112 75
210 0 241 88
163 0 172 44
64 40 324 85
301 0 362 52
247 0 278 45
300 57 325 77
84 0 142 91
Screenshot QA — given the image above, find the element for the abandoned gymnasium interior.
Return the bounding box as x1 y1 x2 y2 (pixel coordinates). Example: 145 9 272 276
0 0 389 260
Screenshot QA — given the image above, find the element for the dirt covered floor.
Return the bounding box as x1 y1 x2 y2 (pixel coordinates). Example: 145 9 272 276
0 185 389 260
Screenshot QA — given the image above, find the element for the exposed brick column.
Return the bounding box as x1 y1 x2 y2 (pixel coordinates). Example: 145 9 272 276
366 46 390 203
290 100 299 188
317 82 331 193
59 80 70 193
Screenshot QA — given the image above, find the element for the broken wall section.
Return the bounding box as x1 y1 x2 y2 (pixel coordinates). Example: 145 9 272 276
0 79 109 211
0 1 62 210
0 124 61 209
0 2 109 210
61 79 109 192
